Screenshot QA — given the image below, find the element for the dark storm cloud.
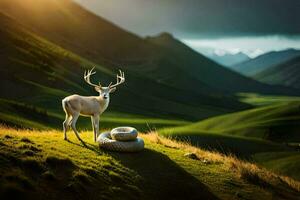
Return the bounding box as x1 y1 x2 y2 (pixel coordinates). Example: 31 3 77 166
75 0 300 38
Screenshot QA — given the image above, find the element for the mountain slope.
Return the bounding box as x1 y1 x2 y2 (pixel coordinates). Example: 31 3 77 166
0 127 299 200
0 0 297 97
0 0 262 125
1 11 253 128
145 33 297 95
231 49 300 76
254 56 300 89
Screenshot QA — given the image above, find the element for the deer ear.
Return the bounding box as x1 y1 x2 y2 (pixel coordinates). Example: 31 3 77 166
95 86 101 92
109 87 116 93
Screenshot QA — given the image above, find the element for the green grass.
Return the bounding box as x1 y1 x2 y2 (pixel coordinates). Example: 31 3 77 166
252 152 300 181
0 98 190 132
0 127 299 200
0 113 48 130
237 93 300 107
160 101 300 143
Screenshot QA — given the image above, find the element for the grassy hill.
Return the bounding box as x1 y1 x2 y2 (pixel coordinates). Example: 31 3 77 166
159 101 300 143
159 95 300 180
254 56 300 89
231 49 300 76
253 151 300 181
0 126 299 200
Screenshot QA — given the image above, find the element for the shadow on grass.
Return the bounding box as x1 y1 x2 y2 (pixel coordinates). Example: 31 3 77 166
66 139 219 199
106 148 219 200
66 139 101 153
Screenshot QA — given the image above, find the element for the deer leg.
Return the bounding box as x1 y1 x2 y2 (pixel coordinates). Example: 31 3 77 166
67 115 73 127
63 114 71 140
70 113 85 144
91 116 96 141
92 115 99 142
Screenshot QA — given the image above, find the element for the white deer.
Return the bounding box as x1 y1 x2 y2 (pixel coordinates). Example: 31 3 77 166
62 68 125 143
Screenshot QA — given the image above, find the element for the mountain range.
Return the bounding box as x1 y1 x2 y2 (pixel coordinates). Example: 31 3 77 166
231 49 300 76
0 0 298 128
254 55 300 89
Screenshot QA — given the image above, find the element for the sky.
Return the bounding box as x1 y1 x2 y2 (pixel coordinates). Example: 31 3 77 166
74 0 300 57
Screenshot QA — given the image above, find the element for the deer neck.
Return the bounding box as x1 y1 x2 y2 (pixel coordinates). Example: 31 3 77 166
96 96 110 113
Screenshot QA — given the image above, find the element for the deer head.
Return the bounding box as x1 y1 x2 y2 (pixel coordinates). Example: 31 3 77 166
84 67 125 99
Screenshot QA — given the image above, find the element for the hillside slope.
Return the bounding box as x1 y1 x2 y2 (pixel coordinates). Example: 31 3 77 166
145 33 296 95
159 99 300 180
0 0 296 97
254 56 300 89
0 127 299 200
0 11 247 129
160 101 300 143
232 49 300 76
0 6 258 129
253 151 300 181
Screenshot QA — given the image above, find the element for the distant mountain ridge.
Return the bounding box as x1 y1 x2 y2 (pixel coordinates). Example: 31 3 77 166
254 55 300 89
146 33 297 95
231 49 300 76
209 52 250 67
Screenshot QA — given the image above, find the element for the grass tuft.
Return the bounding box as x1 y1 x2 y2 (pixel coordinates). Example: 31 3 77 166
45 156 74 168
20 137 33 144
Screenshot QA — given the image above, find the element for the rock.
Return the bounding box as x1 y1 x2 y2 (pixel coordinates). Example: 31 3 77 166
184 153 199 160
202 159 209 164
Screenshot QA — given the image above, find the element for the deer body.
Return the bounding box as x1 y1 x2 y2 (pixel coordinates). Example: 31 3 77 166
62 68 125 143
63 95 109 116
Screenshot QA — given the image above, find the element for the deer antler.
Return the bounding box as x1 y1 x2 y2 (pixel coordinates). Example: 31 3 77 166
84 67 102 88
109 70 125 88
